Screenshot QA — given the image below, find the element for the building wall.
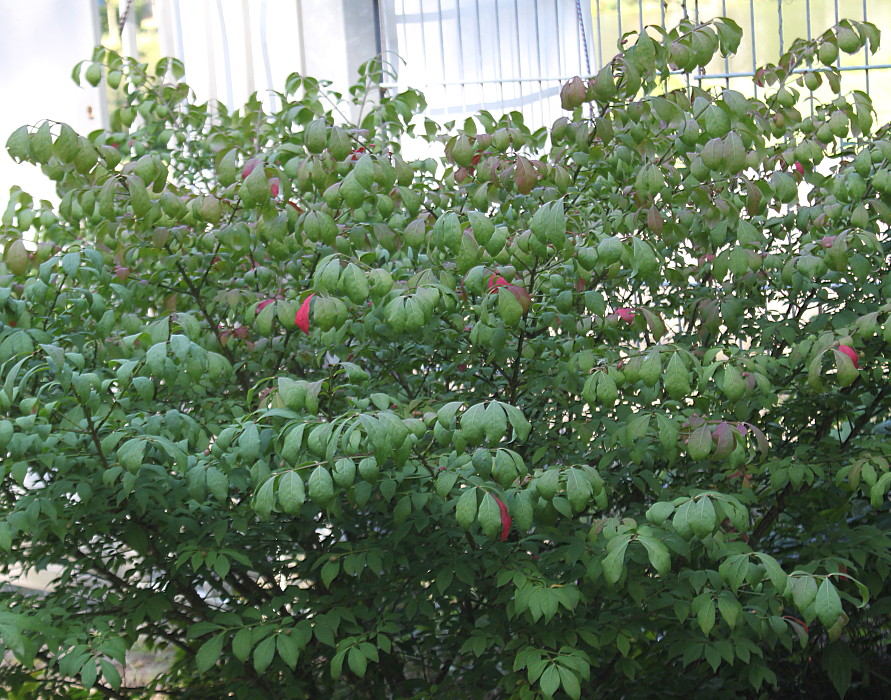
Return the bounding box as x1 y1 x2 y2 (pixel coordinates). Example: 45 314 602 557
0 0 104 206
152 0 380 117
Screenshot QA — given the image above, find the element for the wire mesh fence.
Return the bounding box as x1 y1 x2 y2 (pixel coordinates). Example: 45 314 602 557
379 0 891 128
378 0 594 127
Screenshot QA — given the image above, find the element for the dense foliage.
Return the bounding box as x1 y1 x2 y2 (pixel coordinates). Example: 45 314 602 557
1 14 890 699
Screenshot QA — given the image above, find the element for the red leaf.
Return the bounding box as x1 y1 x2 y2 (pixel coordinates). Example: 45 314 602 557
295 293 315 334
256 299 274 313
487 274 509 290
783 615 809 635
514 156 539 194
838 344 859 369
492 494 512 542
616 307 636 323
241 157 261 179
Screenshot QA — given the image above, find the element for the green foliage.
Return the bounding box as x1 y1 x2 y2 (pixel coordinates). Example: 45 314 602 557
1 19 890 699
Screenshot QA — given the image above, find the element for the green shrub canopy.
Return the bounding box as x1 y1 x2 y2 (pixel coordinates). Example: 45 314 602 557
1 15 890 700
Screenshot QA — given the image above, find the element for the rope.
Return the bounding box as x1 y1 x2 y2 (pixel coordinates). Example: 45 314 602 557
575 0 592 75
118 0 135 36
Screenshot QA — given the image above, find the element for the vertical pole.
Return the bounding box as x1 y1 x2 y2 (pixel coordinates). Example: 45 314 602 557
806 0 814 118
749 0 757 100
777 0 784 56
475 0 486 110
595 0 603 70
455 0 467 117
241 0 256 99
617 0 622 44
862 0 870 96
436 0 448 118
91 0 109 127
722 0 729 90
494 0 505 107
533 2 544 127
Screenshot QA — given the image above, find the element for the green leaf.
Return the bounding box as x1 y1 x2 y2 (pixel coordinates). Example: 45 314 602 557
348 646 368 677
478 492 501 539
638 535 670 575
455 487 478 530
697 599 716 636
539 664 560 697
822 640 857 698
815 578 843 628
117 438 146 472
645 501 674 526
686 425 712 461
664 352 690 400
252 478 275 519
308 465 335 506
196 633 225 673
277 470 306 514
557 665 581 700
99 658 122 689
232 628 252 662
321 558 340 588
755 553 787 593
689 496 716 538
791 574 819 611
717 591 741 629
602 535 631 584
276 633 300 669
253 635 276 674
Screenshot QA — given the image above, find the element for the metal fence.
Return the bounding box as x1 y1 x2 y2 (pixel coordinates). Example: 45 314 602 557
378 0 595 127
378 0 891 128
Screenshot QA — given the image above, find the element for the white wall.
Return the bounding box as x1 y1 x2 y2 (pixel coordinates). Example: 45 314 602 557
153 0 380 117
0 0 104 207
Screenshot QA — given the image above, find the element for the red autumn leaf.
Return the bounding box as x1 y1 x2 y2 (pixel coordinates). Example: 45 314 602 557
783 615 809 635
241 157 261 179
269 177 280 198
616 307 636 323
487 274 509 291
256 299 274 313
838 344 859 368
295 293 315 334
492 494 512 542
514 156 539 194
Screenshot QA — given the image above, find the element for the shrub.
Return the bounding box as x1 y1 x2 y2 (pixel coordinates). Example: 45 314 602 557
1 16 890 699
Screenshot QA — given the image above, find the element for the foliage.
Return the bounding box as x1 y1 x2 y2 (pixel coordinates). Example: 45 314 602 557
2 15 891 700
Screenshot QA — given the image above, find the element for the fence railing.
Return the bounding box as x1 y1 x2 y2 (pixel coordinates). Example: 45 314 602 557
379 0 891 128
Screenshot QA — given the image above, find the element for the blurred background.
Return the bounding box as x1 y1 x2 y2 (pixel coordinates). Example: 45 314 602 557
2 0 891 205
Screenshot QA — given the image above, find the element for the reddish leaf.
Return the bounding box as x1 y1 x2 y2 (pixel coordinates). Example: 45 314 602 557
492 494 512 542
712 421 735 460
487 274 509 291
295 293 315 334
838 344 859 368
616 307 636 323
514 156 539 194
241 157 261 179
747 423 769 457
